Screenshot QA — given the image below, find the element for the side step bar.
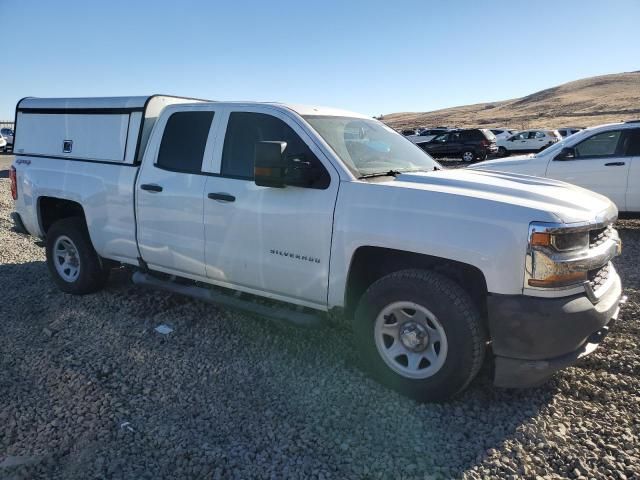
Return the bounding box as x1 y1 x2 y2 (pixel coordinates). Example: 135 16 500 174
131 271 325 328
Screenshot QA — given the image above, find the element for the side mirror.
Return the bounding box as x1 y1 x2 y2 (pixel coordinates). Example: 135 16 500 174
254 141 287 188
255 142 322 188
555 147 576 161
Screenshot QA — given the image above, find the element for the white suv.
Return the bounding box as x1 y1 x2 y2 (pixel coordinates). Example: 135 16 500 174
497 129 561 156
472 121 640 212
1 128 14 151
490 128 518 141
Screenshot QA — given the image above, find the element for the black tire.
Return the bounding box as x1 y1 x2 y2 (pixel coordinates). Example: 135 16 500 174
354 269 486 402
45 217 110 294
477 152 488 161
498 146 508 157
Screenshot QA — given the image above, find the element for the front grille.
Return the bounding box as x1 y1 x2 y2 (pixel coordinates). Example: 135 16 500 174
589 225 612 249
588 263 610 292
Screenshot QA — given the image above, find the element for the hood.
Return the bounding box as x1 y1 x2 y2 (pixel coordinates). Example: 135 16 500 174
470 154 535 169
387 168 616 224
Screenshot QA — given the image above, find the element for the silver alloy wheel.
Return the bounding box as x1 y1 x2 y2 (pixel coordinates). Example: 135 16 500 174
374 301 448 379
462 151 474 162
53 235 81 282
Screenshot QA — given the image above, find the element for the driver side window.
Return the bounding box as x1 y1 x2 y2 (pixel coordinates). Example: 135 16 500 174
221 112 330 188
574 130 623 158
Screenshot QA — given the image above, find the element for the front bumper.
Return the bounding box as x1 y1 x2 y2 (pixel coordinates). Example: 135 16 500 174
489 272 624 387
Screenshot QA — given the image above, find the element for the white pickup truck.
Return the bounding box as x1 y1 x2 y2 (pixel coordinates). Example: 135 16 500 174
10 95 625 401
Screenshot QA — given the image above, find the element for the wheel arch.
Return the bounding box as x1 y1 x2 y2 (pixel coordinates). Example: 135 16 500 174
344 246 488 322
38 196 86 235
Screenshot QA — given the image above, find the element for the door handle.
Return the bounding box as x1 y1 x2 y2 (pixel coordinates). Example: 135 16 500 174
604 162 625 167
140 184 163 192
208 192 235 202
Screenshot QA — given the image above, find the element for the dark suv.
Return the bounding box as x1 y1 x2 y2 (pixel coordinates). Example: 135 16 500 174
417 128 497 162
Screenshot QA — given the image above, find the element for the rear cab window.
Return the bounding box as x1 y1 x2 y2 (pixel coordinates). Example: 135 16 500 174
157 111 214 173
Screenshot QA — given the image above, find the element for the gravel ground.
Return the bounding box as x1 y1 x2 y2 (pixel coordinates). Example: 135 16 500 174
0 175 638 480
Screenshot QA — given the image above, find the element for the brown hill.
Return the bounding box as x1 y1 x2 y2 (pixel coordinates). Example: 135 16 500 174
382 71 640 130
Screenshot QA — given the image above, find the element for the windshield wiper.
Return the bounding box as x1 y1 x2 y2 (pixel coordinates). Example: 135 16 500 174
358 169 403 179
358 167 439 179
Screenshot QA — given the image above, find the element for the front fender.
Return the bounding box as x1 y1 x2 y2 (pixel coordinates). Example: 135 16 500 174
327 181 548 308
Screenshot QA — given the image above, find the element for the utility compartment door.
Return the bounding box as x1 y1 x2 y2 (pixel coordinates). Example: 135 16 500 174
136 105 219 276
15 112 130 162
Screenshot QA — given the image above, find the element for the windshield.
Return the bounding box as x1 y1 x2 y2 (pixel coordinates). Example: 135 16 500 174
304 116 440 177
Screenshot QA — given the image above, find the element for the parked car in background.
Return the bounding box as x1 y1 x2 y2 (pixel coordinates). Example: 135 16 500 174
401 128 417 136
497 129 561 156
471 120 640 212
0 134 7 152
418 128 497 161
557 127 584 138
490 128 518 141
1 128 14 148
406 127 451 145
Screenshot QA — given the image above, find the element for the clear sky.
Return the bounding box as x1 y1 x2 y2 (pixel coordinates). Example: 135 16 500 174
1 0 639 120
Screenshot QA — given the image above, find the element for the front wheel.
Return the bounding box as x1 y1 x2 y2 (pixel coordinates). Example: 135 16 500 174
461 151 475 162
45 217 110 294
354 269 486 402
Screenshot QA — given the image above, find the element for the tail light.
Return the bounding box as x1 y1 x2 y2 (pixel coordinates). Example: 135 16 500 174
9 166 17 200
480 139 490 147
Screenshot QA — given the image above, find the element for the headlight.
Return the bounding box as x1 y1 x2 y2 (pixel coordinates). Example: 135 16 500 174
526 223 599 289
530 231 589 252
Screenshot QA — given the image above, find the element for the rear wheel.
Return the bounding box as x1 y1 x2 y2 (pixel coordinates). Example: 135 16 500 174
354 269 486 402
498 146 508 157
45 217 110 294
461 151 475 162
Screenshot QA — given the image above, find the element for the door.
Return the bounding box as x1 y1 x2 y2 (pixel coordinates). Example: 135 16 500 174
445 131 463 156
203 108 339 308
623 128 640 212
545 128 630 210
509 131 531 151
136 107 217 276
531 131 550 150
425 133 450 156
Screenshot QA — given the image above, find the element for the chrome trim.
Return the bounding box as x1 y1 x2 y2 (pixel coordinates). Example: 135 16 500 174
535 230 620 271
528 205 618 235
